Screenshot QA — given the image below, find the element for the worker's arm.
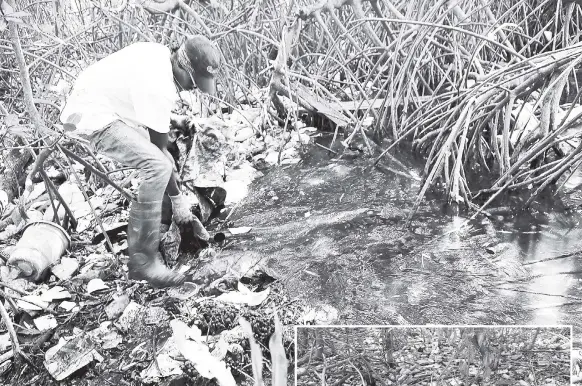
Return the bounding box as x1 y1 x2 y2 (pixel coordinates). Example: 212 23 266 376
134 71 200 224
148 129 180 197
148 128 197 225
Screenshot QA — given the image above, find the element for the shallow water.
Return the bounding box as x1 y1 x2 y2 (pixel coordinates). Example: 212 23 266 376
204 135 582 345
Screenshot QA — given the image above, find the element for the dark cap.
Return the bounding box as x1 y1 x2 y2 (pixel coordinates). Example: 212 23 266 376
182 35 221 95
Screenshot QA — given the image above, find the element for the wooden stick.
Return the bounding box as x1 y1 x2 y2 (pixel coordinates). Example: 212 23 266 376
6 0 53 140
315 142 338 155
0 349 14 364
62 155 116 254
0 289 57 315
0 292 34 367
60 146 134 202
0 300 20 353
0 281 28 297
28 145 58 183
41 169 78 230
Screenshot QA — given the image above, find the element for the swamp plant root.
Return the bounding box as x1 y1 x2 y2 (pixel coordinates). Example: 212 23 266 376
261 0 582 219
5 0 582 218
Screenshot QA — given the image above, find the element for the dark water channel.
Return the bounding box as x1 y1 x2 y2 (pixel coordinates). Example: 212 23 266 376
203 135 582 346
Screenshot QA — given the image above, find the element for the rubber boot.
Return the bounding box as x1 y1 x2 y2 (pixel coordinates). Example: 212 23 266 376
127 201 186 288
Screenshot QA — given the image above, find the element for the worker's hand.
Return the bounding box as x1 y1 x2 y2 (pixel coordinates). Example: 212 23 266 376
170 114 195 136
169 193 210 241
169 193 194 224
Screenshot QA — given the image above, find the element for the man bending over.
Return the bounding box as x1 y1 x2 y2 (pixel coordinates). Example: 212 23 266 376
60 35 221 288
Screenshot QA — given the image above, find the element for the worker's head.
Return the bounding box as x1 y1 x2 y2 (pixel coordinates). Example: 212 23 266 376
172 35 221 95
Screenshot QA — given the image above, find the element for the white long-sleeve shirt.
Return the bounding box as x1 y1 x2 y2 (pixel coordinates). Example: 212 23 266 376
60 42 178 135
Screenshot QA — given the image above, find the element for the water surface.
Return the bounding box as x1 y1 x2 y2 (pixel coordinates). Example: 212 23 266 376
200 136 582 345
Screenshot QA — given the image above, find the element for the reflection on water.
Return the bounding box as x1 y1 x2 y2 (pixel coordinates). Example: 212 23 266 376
433 202 582 326
499 210 582 325
439 216 464 251
494 172 582 325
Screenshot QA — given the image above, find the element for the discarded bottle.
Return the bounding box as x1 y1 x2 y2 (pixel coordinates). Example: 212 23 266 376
7 220 71 281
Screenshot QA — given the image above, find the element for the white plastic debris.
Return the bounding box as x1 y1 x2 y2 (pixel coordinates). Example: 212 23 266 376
40 286 71 303
140 354 183 382
216 283 270 307
87 278 109 294
25 209 43 223
543 31 553 41
233 126 254 142
45 337 68 361
511 101 539 147
112 240 128 254
115 301 144 333
170 320 236 386
229 107 261 125
88 322 122 350
300 304 339 325
43 181 85 222
211 336 230 360
228 227 252 235
0 334 11 352
24 183 46 203
264 151 279 165
105 294 130 320
44 334 103 381
361 116 374 129
17 295 48 311
34 315 58 331
51 258 80 281
139 335 183 382
59 301 77 312
223 180 249 205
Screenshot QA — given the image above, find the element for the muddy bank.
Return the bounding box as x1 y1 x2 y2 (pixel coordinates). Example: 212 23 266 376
196 136 582 345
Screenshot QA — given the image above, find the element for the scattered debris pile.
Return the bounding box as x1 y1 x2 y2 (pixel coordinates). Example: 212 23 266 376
0 88 316 384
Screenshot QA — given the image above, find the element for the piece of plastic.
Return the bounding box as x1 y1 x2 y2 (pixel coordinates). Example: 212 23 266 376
7 221 71 281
